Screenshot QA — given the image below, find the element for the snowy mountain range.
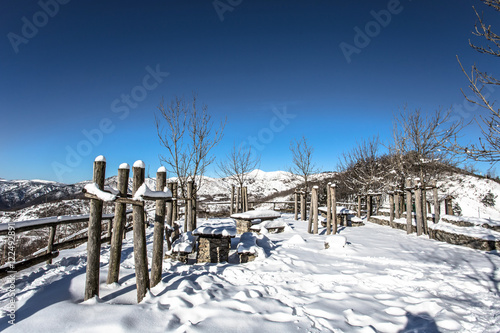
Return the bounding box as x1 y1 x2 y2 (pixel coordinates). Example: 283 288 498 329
1 169 499 223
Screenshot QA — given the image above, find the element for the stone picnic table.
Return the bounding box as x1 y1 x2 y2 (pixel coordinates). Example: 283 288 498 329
230 209 281 234
318 206 364 227
192 220 237 263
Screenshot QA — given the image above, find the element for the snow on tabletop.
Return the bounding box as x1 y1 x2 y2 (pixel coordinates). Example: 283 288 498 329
237 232 264 257
157 166 167 173
192 219 237 237
231 209 281 220
118 163 130 170
94 155 106 162
318 206 355 215
132 183 172 201
133 160 145 168
251 220 286 230
171 231 196 253
84 183 116 202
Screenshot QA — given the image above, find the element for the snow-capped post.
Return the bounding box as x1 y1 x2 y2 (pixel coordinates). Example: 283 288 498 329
326 183 332 235
432 179 440 223
294 189 298 220
389 189 395 228
151 166 167 288
300 190 306 221
357 195 361 218
230 185 235 215
414 179 423 236
46 225 56 264
107 163 130 285
132 160 150 303
331 184 337 234
84 155 106 301
312 186 319 234
186 180 193 232
405 178 413 234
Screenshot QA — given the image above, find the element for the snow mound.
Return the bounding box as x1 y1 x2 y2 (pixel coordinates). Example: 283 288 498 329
325 235 347 249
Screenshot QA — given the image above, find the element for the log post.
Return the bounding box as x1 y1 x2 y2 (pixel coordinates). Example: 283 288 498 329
165 182 174 250
394 190 400 219
389 190 395 228
172 182 178 222
46 225 57 264
312 186 319 234
366 195 372 219
422 183 428 234
235 186 240 213
192 182 197 230
132 160 149 303
405 178 412 234
331 184 337 234
300 190 306 221
307 191 313 233
243 186 248 212
414 179 423 236
432 179 439 223
326 183 332 235
151 167 167 288
294 189 298 220
84 155 106 301
186 181 193 232
230 185 235 215
357 195 361 218
107 163 130 285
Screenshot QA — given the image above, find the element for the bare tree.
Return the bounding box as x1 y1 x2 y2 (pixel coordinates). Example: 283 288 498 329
217 142 260 189
454 0 500 162
289 136 319 191
155 94 225 196
338 136 388 195
391 107 463 183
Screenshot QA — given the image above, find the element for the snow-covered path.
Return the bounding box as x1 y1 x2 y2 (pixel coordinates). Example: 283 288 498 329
1 215 499 332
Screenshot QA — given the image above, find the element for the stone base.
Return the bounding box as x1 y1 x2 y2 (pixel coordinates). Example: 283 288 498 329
236 219 253 234
197 237 231 263
239 253 257 263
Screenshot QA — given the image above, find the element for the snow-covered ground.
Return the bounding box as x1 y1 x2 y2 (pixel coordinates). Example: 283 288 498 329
1 214 499 332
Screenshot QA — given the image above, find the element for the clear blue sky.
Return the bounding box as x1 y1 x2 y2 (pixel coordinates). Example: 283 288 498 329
1 0 498 183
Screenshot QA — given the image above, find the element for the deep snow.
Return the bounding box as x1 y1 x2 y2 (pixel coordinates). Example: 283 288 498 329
1 214 499 332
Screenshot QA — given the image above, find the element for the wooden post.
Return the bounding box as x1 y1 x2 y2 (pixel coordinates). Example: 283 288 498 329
165 182 174 250
243 186 248 212
445 196 453 216
107 163 130 285
432 179 439 223
331 184 337 234
185 180 193 231
294 190 298 220
307 191 313 233
366 195 372 219
405 178 412 234
132 160 149 303
84 155 106 301
46 225 56 264
389 190 395 228
151 167 167 288
192 182 197 230
394 191 400 219
414 179 423 236
300 190 306 221
230 185 235 215
357 195 361 218
172 182 178 222
235 186 240 213
326 183 332 235
312 186 319 234
422 183 428 234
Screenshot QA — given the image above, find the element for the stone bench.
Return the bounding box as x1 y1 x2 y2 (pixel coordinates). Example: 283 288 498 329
237 232 261 263
168 231 197 264
250 220 286 234
231 210 281 234
193 220 237 263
